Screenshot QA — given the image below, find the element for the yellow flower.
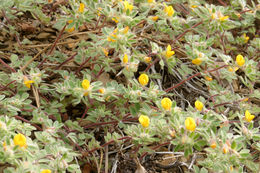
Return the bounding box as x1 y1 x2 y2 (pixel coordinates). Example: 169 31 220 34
41 169 51 173
245 110 255 122
235 12 241 18
151 16 159 21
97 7 102 16
185 117 196 132
144 57 152 63
169 129 175 137
222 144 229 154
236 54 245 67
107 36 116 42
243 33 249 43
195 100 203 111
138 74 149 86
192 58 202 65
67 20 73 24
123 54 128 64
164 3 174 17
99 88 105 94
82 79 90 90
107 29 118 42
191 5 198 8
211 13 216 19
139 115 150 128
210 142 217 149
161 97 172 111
242 98 248 102
205 76 213 81
123 1 133 12
48 0 53 3
165 45 175 58
13 133 27 148
67 27 75 32
78 3 85 13
23 76 34 89
147 0 153 3
3 141 7 151
228 66 239 72
123 26 129 34
112 17 119 23
103 48 109 56
219 16 229 21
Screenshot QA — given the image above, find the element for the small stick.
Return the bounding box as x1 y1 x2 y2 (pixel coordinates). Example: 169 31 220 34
55 52 77 70
37 24 67 68
0 58 16 72
21 46 49 71
14 115 42 131
0 80 16 91
171 21 203 45
164 65 228 92
105 145 108 173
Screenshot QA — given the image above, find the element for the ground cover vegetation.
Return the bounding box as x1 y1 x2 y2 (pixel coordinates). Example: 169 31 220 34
0 0 259 172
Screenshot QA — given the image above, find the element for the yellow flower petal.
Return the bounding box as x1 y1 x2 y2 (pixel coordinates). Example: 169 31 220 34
78 3 85 13
205 76 213 81
13 133 27 148
123 54 128 64
103 48 109 56
195 100 203 111
192 58 202 65
185 117 196 132
245 110 255 122
99 88 105 94
151 16 159 21
164 4 174 17
138 74 149 86
210 142 217 149
123 1 133 12
165 45 175 58
236 54 245 67
23 77 34 89
243 33 249 43
123 26 129 34
112 17 119 23
161 97 172 111
223 144 229 154
219 16 229 21
41 169 51 173
139 115 150 128
144 57 152 63
67 27 75 32
82 79 90 90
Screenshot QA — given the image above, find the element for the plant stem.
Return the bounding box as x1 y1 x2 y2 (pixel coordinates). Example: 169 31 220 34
165 65 228 92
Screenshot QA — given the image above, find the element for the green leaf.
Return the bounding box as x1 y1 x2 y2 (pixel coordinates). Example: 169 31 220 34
231 141 237 150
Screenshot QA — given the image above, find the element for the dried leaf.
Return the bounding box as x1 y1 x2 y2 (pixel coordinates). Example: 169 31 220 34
134 158 147 173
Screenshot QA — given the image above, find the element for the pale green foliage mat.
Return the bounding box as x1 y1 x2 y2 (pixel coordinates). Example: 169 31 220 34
0 0 259 172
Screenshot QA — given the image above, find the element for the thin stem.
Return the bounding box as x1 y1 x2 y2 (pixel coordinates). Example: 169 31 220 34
83 136 132 156
76 56 92 75
140 142 170 160
171 21 203 45
37 24 67 68
14 115 42 131
0 80 16 91
0 58 16 73
144 57 159 72
55 52 77 70
164 65 228 93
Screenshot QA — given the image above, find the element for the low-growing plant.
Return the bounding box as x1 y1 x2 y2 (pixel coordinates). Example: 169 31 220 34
0 0 259 172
